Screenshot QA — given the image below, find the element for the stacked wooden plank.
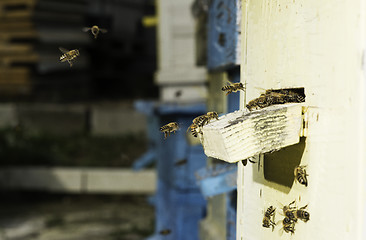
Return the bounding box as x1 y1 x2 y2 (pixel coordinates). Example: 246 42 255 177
0 0 90 99
0 0 38 95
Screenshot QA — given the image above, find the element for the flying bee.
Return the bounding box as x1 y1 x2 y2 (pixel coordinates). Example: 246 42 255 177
82 25 108 39
221 81 245 95
280 216 296 235
159 229 172 235
295 204 310 222
59 47 80 67
160 122 179 139
174 159 187 166
294 165 308 186
262 206 276 231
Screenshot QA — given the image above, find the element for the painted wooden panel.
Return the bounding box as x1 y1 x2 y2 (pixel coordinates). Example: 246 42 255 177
237 0 366 240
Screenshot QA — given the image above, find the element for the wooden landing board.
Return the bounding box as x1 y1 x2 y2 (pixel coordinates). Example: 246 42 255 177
200 103 303 163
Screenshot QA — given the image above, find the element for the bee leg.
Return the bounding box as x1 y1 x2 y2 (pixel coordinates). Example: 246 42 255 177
164 132 167 139
289 200 296 208
300 204 308 210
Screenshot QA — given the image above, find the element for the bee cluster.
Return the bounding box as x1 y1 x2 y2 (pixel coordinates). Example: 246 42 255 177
263 201 310 235
262 165 310 235
246 89 305 111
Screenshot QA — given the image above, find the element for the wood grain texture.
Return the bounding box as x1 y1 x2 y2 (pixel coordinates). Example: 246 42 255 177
200 103 303 163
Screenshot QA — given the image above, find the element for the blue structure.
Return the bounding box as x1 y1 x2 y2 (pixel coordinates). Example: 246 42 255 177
196 0 242 238
136 101 208 240
226 190 237 240
207 0 240 70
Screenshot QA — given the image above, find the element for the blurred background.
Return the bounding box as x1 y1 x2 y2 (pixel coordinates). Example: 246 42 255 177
0 0 158 239
0 0 240 239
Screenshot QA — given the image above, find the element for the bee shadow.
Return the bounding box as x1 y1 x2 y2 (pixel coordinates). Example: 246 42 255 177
252 137 306 193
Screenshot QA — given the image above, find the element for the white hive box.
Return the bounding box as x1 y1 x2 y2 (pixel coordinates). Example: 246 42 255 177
157 0 197 71
236 1 366 240
156 0 207 102
200 103 303 163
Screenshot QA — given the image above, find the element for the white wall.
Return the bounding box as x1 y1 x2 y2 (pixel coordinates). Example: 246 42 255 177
238 1 366 239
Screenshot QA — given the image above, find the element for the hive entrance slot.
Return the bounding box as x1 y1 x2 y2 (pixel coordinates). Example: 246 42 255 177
263 137 306 190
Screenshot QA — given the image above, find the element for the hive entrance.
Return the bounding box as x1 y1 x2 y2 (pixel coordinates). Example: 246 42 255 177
263 137 306 189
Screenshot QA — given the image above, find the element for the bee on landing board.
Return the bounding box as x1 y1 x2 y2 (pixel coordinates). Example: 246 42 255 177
206 111 219 121
221 80 245 95
262 206 276 231
160 122 179 139
59 47 80 67
187 122 200 138
294 165 308 186
82 25 108 39
246 88 305 111
187 111 219 137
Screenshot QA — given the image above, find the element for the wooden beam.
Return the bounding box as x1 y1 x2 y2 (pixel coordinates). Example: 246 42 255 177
0 167 157 194
200 103 303 163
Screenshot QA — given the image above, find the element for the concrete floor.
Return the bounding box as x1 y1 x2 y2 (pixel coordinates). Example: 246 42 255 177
0 193 155 240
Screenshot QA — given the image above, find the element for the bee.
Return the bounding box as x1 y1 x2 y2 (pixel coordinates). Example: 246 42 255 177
206 111 219 121
265 91 287 105
221 81 245 95
262 206 276 231
59 47 80 67
279 89 305 103
294 165 308 186
174 159 187 166
295 204 310 222
160 122 179 139
281 200 298 222
187 122 200 137
159 229 172 235
280 216 296 234
246 94 269 111
82 25 108 39
187 112 219 137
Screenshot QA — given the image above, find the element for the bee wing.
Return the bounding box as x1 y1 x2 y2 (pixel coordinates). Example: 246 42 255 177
59 47 69 53
82 27 91 32
99 28 108 33
254 86 267 92
226 78 235 85
186 124 192 133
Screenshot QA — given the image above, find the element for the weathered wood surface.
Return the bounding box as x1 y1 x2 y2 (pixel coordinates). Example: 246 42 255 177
200 103 303 163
